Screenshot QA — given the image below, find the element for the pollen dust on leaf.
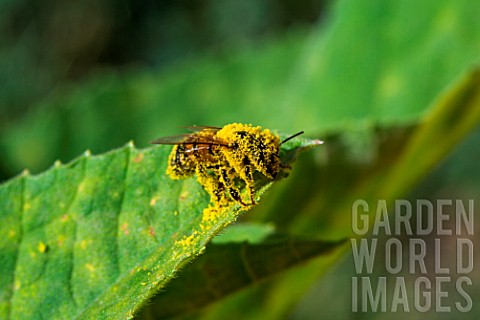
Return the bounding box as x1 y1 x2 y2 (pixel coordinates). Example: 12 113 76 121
175 234 195 249
200 202 233 232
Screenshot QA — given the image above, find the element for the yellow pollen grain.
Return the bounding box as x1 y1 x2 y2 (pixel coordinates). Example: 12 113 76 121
175 234 196 250
38 241 47 253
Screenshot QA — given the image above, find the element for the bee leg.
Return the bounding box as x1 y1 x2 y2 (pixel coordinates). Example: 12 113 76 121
227 187 249 207
219 168 250 206
213 181 226 204
196 166 226 204
249 188 256 205
246 190 256 206
239 157 256 205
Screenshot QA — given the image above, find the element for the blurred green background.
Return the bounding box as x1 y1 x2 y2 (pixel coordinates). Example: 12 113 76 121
0 0 328 180
1 0 479 319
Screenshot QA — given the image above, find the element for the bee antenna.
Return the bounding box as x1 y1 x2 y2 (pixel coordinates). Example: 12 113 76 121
280 131 304 145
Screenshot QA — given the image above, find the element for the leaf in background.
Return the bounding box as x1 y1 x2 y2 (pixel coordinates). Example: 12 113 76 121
3 0 480 177
0 33 307 177
137 227 346 319
211 222 276 244
0 134 319 319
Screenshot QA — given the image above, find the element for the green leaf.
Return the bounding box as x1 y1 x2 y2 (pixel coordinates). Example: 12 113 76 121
0 135 319 319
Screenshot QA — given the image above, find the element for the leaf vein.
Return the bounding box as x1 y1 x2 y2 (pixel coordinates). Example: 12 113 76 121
112 146 132 276
65 156 89 309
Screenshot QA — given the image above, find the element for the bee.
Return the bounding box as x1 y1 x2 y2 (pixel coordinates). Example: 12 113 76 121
150 123 304 207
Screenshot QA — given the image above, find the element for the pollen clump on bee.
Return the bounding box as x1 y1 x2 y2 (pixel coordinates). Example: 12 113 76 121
153 123 287 210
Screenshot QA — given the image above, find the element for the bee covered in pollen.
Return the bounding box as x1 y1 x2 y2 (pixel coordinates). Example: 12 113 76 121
150 123 304 207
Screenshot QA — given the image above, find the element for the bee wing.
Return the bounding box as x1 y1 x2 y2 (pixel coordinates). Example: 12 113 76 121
182 125 222 133
149 134 193 145
150 133 229 146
